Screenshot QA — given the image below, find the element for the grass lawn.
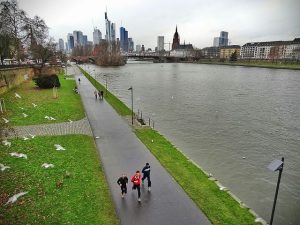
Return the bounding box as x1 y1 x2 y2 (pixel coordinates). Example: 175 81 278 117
78 66 261 225
1 73 85 126
135 128 258 225
0 135 119 225
78 66 131 116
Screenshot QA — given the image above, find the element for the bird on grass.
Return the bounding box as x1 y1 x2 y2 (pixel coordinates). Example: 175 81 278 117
32 103 37 107
15 93 21 99
0 163 10 171
22 113 28 118
2 140 11 147
50 117 56 121
5 192 28 205
2 117 9 123
9 152 28 159
23 136 29 141
41 163 54 169
54 144 65 151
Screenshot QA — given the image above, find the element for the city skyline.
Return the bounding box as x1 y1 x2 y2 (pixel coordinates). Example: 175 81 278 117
19 0 300 49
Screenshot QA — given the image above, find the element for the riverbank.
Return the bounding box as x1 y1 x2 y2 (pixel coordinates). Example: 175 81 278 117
196 60 300 70
79 66 264 225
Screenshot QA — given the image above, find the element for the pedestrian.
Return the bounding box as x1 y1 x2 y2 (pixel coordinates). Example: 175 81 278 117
142 163 151 191
94 90 98 99
98 90 101 100
100 90 104 99
78 78 81 84
131 170 141 202
117 174 128 198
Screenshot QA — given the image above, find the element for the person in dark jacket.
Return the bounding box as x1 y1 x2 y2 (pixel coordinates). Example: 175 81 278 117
117 174 128 198
131 170 141 202
142 163 151 191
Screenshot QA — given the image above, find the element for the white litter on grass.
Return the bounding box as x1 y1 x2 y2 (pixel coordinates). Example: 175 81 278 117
2 117 9 123
2 140 11 147
151 139 154 143
50 117 56 121
68 119 73 123
5 192 28 205
15 93 21 99
22 113 28 118
41 163 54 169
9 152 28 159
32 103 37 107
28 134 35 139
0 163 10 171
23 136 29 141
19 107 24 110
44 116 50 120
54 144 65 151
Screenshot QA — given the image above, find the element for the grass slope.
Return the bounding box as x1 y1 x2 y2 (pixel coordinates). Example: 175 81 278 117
78 66 131 116
0 135 118 225
1 73 85 126
135 128 258 225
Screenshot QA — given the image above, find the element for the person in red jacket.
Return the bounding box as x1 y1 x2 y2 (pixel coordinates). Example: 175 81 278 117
131 170 141 202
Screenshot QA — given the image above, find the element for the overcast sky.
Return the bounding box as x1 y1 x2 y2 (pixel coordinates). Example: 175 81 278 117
19 0 300 49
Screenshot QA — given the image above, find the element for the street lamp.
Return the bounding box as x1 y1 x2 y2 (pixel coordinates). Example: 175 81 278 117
128 86 133 125
267 157 284 225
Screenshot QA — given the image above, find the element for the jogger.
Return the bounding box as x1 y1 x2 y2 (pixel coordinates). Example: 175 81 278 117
142 163 151 191
117 174 128 198
131 170 141 202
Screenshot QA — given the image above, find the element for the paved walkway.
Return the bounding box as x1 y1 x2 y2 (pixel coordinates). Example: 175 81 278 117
75 66 212 225
7 117 92 138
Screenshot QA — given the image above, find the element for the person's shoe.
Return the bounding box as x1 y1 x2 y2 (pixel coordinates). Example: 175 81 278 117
138 198 141 202
148 187 151 192
121 194 124 198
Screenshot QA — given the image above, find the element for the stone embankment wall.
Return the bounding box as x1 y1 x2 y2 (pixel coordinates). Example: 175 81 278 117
0 66 61 94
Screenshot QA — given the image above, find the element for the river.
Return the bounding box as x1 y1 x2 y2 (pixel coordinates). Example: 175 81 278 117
81 62 300 225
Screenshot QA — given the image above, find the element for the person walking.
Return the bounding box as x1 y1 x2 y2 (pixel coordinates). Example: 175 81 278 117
117 174 128 198
131 170 141 202
78 78 81 84
100 90 104 100
98 90 101 100
94 90 98 100
142 163 151 191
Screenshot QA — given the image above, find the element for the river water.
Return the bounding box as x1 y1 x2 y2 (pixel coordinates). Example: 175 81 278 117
81 62 300 225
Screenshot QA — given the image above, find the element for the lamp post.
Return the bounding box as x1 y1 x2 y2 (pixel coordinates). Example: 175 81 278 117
268 157 284 225
128 86 133 125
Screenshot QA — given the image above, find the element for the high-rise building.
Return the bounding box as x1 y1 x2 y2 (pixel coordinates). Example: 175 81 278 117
111 23 116 41
67 33 74 50
128 38 134 52
157 36 164 51
93 28 102 45
213 31 229 47
120 27 129 52
83 35 88 46
58 38 64 51
105 11 113 42
73 30 83 46
136 44 141 52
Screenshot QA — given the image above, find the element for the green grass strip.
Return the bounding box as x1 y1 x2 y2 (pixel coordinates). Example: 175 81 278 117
78 66 131 116
0 135 119 225
1 72 85 126
135 128 259 225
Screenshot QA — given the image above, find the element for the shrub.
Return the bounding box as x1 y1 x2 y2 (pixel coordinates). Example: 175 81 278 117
34 74 61 89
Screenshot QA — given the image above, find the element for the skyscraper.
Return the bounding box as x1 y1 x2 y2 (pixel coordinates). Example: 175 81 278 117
83 35 88 46
58 38 64 51
157 36 164 52
128 38 134 52
93 28 102 45
120 27 129 52
73 30 83 46
213 31 229 47
67 33 74 50
111 23 116 41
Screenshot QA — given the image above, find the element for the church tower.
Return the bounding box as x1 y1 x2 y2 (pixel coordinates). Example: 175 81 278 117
172 26 180 50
